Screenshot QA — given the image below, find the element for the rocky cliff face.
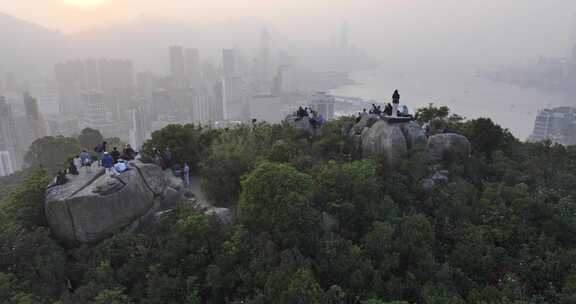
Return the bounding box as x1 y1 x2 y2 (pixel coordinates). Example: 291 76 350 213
45 161 182 245
350 115 427 166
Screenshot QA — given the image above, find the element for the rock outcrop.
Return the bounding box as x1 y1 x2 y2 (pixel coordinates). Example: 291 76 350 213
45 161 183 245
426 133 472 162
284 115 318 135
350 115 427 165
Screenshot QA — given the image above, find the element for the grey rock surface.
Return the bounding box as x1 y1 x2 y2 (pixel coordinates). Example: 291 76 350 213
359 119 426 165
427 133 472 162
285 115 317 135
45 161 182 245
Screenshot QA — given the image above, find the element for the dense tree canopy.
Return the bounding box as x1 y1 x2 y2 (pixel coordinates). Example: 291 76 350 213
2 106 576 303
78 128 104 151
24 136 81 174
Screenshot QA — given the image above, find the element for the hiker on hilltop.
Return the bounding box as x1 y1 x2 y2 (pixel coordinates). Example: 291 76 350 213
110 147 121 164
94 141 107 166
73 155 82 172
392 90 400 117
80 150 92 173
102 152 114 176
183 162 191 187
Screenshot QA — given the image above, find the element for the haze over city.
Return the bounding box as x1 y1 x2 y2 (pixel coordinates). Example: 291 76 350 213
5 2 576 303
2 0 576 177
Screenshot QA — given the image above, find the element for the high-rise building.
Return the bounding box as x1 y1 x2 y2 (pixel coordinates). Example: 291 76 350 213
0 151 14 177
55 60 85 116
222 49 238 78
0 96 19 171
529 106 576 145
55 58 134 119
23 92 46 140
128 105 147 150
170 46 186 87
212 80 225 121
98 58 134 120
309 92 335 121
84 91 107 130
184 48 202 88
223 76 250 121
191 89 211 126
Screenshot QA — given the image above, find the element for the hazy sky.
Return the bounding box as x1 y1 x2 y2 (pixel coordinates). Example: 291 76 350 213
2 0 576 68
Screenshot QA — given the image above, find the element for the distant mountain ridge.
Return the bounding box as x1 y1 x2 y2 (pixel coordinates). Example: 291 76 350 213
0 12 66 80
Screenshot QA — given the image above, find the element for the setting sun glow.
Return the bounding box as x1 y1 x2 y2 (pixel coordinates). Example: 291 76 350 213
63 0 108 9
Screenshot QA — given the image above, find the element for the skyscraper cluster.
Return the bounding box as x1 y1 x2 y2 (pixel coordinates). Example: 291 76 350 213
0 24 367 175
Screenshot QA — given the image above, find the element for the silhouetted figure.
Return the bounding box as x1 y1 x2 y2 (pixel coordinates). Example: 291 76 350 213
55 171 67 185
384 103 393 116
163 147 173 169
392 90 400 117
111 147 121 164
95 141 108 166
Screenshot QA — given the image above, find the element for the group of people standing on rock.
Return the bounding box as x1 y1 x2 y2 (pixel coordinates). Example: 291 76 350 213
95 142 138 176
151 147 191 187
357 90 412 123
295 106 326 129
53 142 139 185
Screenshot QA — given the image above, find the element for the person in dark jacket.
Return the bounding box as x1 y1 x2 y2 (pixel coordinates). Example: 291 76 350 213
102 152 114 176
110 147 121 164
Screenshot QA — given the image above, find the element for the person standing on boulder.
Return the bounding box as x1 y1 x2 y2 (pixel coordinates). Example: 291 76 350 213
183 162 191 187
73 155 82 173
102 152 114 176
392 90 400 117
95 141 108 166
110 147 121 164
80 150 92 173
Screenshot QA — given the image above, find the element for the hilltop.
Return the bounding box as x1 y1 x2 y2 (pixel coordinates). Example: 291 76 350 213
0 106 575 303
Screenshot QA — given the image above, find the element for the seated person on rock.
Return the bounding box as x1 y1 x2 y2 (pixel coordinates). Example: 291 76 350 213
399 105 411 117
114 159 129 173
384 103 393 116
68 160 79 175
54 171 68 186
110 147 121 164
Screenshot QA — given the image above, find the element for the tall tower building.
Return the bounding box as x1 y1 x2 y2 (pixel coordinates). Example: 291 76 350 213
23 92 46 140
184 48 202 88
0 96 19 173
84 91 107 130
170 46 186 87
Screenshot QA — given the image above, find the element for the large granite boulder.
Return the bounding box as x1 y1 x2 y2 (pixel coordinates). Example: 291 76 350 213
359 119 427 165
284 115 317 135
351 114 381 135
426 133 471 162
45 161 182 245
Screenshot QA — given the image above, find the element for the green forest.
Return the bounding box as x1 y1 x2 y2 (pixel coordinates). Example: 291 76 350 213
1 105 576 303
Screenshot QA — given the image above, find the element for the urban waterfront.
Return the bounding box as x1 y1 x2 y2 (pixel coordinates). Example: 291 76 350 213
331 66 576 140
